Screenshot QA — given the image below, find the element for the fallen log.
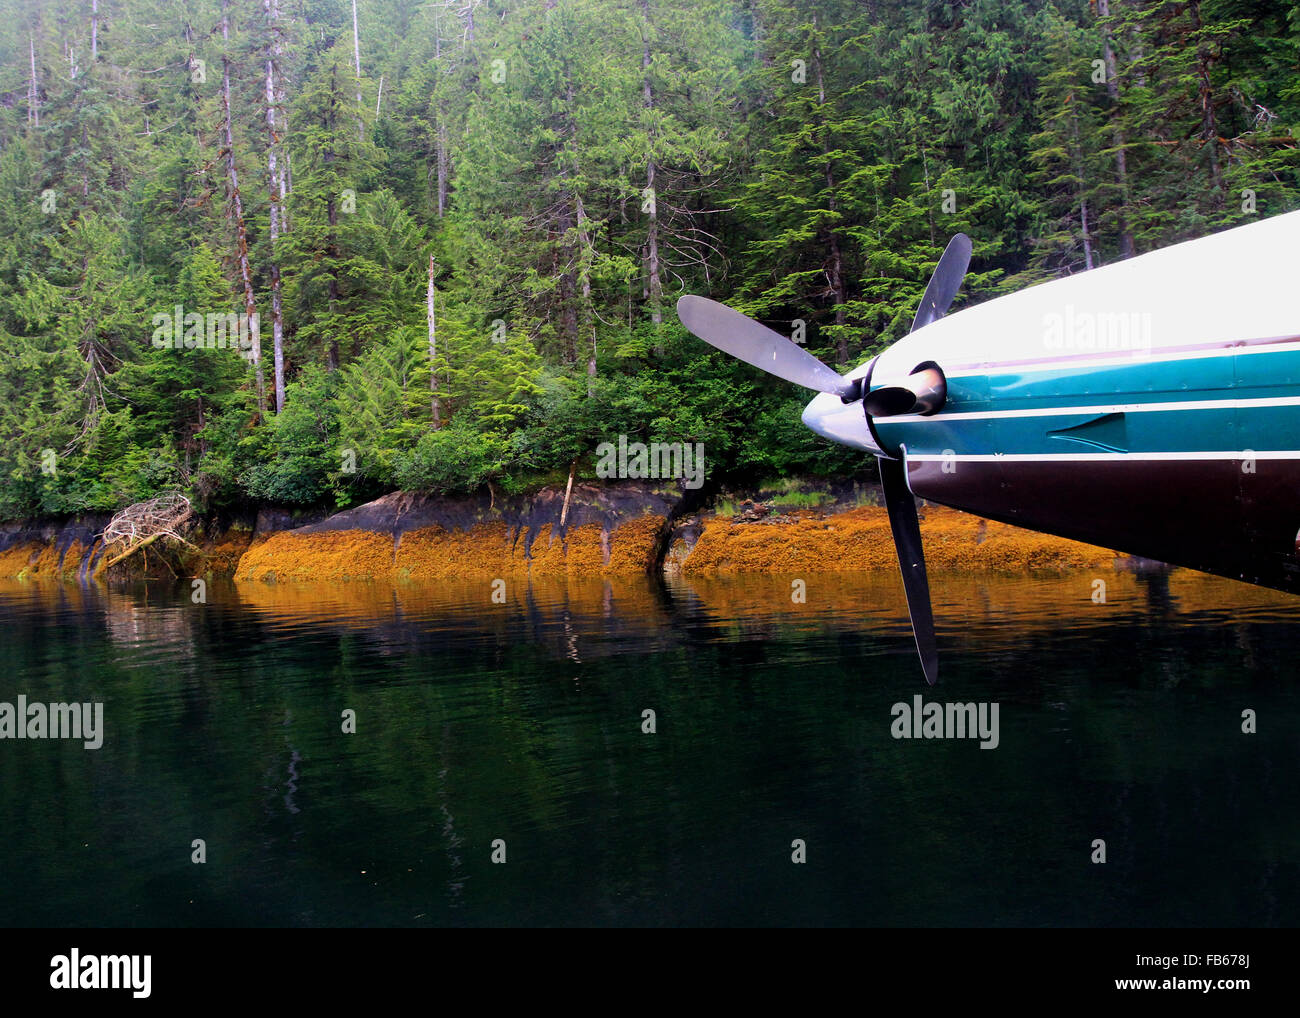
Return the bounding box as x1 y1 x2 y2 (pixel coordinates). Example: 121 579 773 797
95 493 196 576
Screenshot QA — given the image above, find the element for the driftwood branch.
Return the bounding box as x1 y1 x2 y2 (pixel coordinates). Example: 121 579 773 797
96 493 195 573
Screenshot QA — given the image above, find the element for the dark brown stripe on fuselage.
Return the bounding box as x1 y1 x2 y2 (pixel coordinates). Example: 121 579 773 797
907 456 1300 594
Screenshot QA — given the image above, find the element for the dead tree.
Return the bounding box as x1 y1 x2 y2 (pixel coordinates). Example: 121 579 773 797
97 494 197 573
221 1 266 416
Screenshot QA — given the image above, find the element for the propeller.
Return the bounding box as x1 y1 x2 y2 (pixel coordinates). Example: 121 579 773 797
676 295 859 400
880 455 938 684
675 233 972 685
912 233 972 332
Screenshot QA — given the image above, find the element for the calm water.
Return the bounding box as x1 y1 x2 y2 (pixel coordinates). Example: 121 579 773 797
1 569 1297 927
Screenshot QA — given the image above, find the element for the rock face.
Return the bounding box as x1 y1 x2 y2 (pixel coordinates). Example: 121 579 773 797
0 506 327 581
673 504 1117 574
0 478 1120 583
234 483 683 582
0 514 113 581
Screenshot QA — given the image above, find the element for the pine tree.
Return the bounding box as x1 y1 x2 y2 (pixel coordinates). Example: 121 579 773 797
281 36 380 371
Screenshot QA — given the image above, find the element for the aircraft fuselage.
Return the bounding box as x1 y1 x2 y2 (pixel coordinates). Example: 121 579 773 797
803 210 1300 593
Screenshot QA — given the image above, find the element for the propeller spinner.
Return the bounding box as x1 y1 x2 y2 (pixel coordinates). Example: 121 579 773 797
675 233 973 685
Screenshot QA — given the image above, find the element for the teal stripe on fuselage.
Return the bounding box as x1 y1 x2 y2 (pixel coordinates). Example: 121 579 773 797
873 348 1300 457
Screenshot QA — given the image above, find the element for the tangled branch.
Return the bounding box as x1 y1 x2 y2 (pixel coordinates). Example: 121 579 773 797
102 493 194 547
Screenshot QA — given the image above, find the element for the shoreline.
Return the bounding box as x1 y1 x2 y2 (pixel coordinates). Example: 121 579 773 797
0 480 1121 583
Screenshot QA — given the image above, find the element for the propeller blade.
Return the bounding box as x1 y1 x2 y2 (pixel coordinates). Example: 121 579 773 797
879 455 938 685
910 233 972 333
677 295 855 398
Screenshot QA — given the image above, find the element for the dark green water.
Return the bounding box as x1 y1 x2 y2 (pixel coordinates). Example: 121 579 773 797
1 569 1297 927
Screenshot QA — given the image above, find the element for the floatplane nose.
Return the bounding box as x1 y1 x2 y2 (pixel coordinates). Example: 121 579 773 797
801 386 882 454
678 231 974 686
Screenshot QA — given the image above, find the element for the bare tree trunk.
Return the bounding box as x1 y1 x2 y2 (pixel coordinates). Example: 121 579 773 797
269 267 284 410
639 0 662 333
1189 0 1222 201
433 8 448 218
645 161 661 324
556 72 587 371
1068 90 1095 271
1098 0 1135 258
575 194 597 396
28 34 38 127
278 27 292 237
557 203 578 365
560 459 577 528
91 0 98 62
811 28 847 364
324 65 340 371
428 253 441 427
221 4 265 416
351 0 361 76
436 118 449 217
351 0 364 139
265 0 287 413
1080 199 1094 270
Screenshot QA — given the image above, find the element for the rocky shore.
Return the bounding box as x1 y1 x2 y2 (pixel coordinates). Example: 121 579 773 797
0 479 1120 582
